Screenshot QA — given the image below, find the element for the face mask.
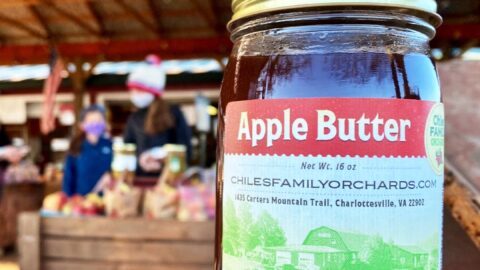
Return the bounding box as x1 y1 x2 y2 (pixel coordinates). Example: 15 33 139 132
131 92 155 108
83 122 106 137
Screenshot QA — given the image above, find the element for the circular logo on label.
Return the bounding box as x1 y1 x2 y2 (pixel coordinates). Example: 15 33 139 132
425 104 445 175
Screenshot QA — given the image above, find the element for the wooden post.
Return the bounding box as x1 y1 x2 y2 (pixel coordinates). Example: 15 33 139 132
69 58 86 124
18 212 41 270
68 58 99 125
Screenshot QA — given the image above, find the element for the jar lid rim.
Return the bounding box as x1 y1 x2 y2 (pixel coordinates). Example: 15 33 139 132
231 0 440 25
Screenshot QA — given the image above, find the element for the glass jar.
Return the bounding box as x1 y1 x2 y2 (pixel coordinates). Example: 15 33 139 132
216 1 444 270
124 144 137 183
111 142 126 180
111 142 137 183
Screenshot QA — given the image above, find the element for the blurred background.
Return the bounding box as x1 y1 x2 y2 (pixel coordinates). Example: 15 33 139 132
0 0 478 269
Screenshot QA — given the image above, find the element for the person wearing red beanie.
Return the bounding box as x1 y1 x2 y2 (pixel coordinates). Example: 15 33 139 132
124 55 192 177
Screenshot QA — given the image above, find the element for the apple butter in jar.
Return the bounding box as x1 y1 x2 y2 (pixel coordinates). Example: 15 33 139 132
216 1 444 269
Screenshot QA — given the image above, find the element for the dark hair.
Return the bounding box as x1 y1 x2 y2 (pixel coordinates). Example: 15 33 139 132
68 105 106 156
144 97 174 135
80 104 106 121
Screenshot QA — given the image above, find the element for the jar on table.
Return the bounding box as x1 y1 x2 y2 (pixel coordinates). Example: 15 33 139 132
112 142 137 184
124 144 137 184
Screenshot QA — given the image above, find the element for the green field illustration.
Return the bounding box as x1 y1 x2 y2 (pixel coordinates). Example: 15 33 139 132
223 199 439 270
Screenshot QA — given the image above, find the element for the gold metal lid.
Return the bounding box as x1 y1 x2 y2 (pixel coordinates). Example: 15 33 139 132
124 144 137 152
164 144 187 153
231 0 438 22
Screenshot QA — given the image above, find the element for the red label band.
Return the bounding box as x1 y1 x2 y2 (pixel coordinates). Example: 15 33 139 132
224 98 435 157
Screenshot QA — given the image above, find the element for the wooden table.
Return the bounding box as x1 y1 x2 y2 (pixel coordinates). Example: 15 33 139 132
0 183 43 249
18 209 479 270
18 213 214 270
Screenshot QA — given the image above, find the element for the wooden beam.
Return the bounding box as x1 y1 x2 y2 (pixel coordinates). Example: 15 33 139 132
443 15 480 24
21 28 216 40
0 0 89 7
187 0 219 34
68 58 89 123
42 217 215 241
0 27 223 47
436 23 480 40
43 239 213 264
0 32 6 46
147 0 165 36
86 1 107 37
117 0 158 36
5 9 207 25
209 0 226 34
0 37 232 65
18 213 41 270
43 0 101 37
0 13 47 40
44 260 212 270
29 5 53 40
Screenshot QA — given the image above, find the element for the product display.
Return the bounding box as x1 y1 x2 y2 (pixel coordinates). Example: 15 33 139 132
111 142 137 185
104 182 142 218
178 181 215 222
42 192 68 213
216 1 443 269
41 156 216 221
42 192 104 216
144 184 179 219
178 167 216 221
144 144 186 219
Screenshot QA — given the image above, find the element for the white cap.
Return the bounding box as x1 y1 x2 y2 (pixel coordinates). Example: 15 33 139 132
127 55 166 96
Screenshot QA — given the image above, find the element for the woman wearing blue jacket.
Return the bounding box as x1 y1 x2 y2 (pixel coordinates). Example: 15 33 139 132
63 105 112 197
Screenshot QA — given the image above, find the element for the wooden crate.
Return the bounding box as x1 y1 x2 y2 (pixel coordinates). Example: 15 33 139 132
0 183 44 248
18 213 215 270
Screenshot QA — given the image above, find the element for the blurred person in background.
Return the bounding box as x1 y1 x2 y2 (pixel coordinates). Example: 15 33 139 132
124 55 192 177
0 124 29 198
63 105 112 197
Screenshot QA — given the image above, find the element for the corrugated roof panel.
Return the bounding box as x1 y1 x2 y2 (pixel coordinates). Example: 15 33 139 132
167 29 216 39
126 0 152 12
56 1 91 13
0 11 45 36
32 3 99 36
46 23 93 36
1 37 45 45
0 5 31 17
161 0 196 11
163 16 210 30
94 0 126 16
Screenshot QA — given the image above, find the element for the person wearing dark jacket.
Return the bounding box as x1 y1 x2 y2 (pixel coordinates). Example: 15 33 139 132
63 105 112 197
0 126 29 166
0 127 13 172
124 55 192 177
